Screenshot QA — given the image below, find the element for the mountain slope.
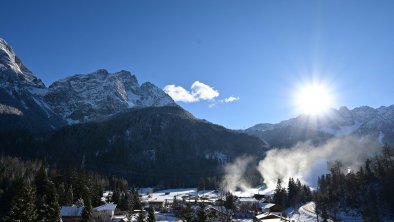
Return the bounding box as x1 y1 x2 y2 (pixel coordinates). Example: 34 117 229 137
0 38 65 132
246 106 394 147
44 69 176 124
42 106 266 187
0 38 177 131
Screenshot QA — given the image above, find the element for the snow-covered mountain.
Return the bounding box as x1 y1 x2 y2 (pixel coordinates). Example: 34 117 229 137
0 38 176 131
44 69 176 123
0 38 64 132
245 106 394 147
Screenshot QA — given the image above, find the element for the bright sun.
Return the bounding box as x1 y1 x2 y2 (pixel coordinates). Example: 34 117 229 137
295 82 334 115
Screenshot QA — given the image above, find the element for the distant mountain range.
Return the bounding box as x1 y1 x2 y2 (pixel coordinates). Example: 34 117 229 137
0 38 177 132
0 38 265 187
245 106 394 147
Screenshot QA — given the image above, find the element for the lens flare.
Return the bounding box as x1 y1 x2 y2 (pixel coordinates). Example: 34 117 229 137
294 81 334 115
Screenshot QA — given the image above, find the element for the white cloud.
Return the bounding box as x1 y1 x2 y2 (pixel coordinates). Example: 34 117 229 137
163 85 197 103
222 96 240 103
164 81 219 103
191 81 219 100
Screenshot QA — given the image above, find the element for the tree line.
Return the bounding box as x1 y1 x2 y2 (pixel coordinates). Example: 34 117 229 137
314 144 394 221
0 155 129 221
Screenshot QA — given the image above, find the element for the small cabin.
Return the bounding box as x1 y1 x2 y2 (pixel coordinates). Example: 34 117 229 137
60 206 84 222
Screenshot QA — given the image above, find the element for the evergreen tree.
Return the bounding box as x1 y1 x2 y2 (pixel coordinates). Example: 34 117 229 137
172 196 180 216
65 185 74 205
112 189 121 204
181 203 193 222
195 204 207 222
224 192 236 210
57 182 66 206
147 206 156 222
7 181 37 222
137 211 145 222
132 191 142 211
120 191 129 211
35 166 47 198
287 178 296 207
81 198 93 222
273 178 287 208
36 179 60 221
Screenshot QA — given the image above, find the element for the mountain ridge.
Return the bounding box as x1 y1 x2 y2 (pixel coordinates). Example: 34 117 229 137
245 105 394 147
0 38 176 131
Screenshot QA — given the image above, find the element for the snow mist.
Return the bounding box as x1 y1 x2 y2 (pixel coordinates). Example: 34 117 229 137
221 156 253 192
258 136 381 189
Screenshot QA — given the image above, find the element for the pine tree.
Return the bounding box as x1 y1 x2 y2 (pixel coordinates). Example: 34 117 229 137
131 191 142 211
112 189 121 204
58 183 66 205
120 191 129 211
172 196 180 216
147 206 156 222
36 179 60 221
137 211 145 222
181 203 193 222
65 185 74 205
81 198 93 222
196 204 207 222
7 181 37 222
224 192 236 210
273 178 287 208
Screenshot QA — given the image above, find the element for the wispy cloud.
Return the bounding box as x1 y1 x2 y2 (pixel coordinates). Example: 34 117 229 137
164 81 219 103
222 96 240 103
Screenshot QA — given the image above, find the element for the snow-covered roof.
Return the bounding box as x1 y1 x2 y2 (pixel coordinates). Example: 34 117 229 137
60 206 84 217
141 188 220 204
238 197 258 202
112 215 128 222
94 202 117 212
205 205 233 215
255 212 270 219
259 203 276 209
255 213 288 221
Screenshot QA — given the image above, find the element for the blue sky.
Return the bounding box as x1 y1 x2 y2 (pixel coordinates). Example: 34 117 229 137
1 0 394 129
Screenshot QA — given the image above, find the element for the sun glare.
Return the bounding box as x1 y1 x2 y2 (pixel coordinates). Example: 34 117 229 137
295 82 334 115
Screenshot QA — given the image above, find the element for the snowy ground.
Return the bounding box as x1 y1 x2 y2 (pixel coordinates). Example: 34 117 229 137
291 202 320 222
140 188 221 204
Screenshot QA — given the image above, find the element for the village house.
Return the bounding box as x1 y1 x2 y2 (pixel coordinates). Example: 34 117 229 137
259 203 282 215
254 213 290 222
205 205 234 221
92 202 117 222
235 197 260 218
60 206 84 222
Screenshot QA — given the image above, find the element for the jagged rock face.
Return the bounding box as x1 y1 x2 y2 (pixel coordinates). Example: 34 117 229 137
44 69 176 123
0 39 45 88
0 38 65 132
245 105 394 147
0 37 177 131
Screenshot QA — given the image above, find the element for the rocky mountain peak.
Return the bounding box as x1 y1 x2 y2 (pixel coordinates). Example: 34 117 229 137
0 38 45 88
0 38 179 131
44 69 176 123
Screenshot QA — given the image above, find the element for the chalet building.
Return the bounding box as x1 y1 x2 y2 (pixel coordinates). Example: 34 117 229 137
205 205 233 220
60 206 84 222
147 200 165 211
259 203 282 214
93 202 117 222
236 197 259 218
254 213 290 222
